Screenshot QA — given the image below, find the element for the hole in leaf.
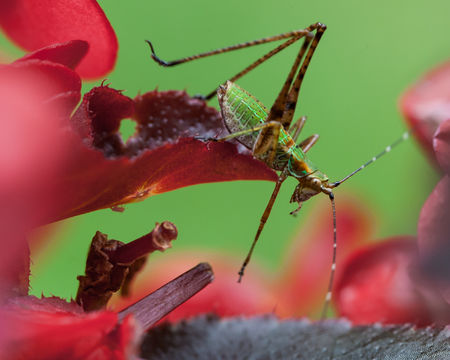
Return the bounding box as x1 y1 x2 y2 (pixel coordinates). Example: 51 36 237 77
119 119 137 143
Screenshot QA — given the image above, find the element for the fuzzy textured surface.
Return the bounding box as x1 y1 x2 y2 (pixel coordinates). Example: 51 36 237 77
141 316 450 360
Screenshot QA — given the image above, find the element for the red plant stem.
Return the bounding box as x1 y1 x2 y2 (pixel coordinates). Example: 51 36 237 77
118 263 214 330
106 221 177 265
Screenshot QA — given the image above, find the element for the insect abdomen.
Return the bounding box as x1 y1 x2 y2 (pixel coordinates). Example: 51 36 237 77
218 81 268 149
218 81 319 176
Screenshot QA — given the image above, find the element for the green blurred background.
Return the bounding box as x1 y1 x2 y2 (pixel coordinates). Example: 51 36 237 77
1 0 448 300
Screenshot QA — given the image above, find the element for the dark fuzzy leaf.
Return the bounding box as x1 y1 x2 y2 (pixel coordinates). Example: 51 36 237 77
141 316 450 360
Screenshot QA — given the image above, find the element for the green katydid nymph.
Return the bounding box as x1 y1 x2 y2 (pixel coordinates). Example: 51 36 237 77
147 22 409 317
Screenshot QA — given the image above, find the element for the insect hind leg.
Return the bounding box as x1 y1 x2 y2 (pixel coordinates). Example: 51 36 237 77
147 25 324 101
279 24 327 129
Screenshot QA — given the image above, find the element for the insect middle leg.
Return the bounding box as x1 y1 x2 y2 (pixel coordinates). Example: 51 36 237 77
298 134 319 153
238 169 289 282
289 116 320 153
198 121 283 167
289 115 307 142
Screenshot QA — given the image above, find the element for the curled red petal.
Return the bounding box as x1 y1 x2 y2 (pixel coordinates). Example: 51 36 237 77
276 196 375 317
4 60 81 105
71 86 135 151
334 237 450 326
417 176 450 304
433 119 450 174
15 40 89 70
0 296 140 360
0 1 117 79
53 88 276 221
400 61 450 162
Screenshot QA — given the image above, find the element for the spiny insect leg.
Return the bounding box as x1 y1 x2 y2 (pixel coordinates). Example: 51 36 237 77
147 29 312 100
238 172 288 282
200 121 281 143
266 33 313 127
280 24 327 129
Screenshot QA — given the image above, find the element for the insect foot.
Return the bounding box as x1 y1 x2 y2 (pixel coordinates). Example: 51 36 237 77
193 94 207 101
194 135 219 143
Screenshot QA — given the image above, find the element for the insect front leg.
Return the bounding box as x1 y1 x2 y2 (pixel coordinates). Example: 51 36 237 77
195 121 281 146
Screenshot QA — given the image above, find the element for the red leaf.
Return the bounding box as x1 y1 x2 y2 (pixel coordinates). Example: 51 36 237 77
334 237 449 326
0 296 139 360
0 1 118 79
434 119 450 174
53 87 276 221
400 61 450 162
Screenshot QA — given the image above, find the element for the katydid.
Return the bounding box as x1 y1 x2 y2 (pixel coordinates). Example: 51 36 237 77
147 23 410 317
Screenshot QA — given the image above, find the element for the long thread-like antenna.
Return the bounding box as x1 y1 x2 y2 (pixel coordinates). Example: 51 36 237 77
319 130 410 319
332 131 410 188
321 192 337 319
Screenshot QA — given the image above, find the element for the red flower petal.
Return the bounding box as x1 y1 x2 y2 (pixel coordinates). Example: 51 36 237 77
0 53 82 297
110 197 375 321
0 296 139 360
52 87 276 221
15 40 89 70
110 253 275 321
334 237 449 325
417 175 450 304
433 119 450 174
276 196 375 317
400 61 450 161
71 86 134 148
7 60 81 114
0 1 117 79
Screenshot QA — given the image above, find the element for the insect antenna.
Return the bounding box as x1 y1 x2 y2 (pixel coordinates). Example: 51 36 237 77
332 131 410 188
319 130 410 319
321 192 337 319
